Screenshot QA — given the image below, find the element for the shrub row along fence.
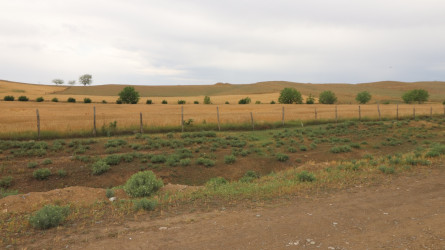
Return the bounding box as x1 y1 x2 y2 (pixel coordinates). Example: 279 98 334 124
1 103 444 139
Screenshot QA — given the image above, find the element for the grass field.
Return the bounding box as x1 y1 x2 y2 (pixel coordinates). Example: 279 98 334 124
0 101 444 138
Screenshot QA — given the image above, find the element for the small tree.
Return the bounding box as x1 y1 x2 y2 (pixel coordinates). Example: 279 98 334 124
68 80 76 85
319 91 337 104
238 97 251 104
306 94 315 104
118 86 140 104
204 96 211 104
402 89 429 104
79 74 92 86
278 88 302 104
356 91 372 104
52 79 64 85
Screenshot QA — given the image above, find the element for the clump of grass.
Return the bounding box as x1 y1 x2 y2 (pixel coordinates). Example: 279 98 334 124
29 205 70 229
240 170 260 183
297 171 316 182
276 153 289 162
330 145 352 153
196 157 215 167
179 158 191 166
287 147 297 153
224 154 236 164
206 177 228 190
57 169 67 177
92 160 111 175
151 154 166 163
299 145 308 151
124 171 164 197
133 198 157 211
27 161 38 168
0 176 13 188
33 168 51 180
106 188 115 198
379 165 395 174
42 158 53 165
0 188 18 198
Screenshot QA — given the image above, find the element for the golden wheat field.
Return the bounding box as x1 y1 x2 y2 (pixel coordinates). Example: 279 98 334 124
1 101 443 134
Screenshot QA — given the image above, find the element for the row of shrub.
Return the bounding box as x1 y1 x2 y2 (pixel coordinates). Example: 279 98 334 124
3 95 98 103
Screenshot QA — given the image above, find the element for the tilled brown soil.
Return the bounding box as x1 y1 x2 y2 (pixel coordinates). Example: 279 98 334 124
25 166 445 250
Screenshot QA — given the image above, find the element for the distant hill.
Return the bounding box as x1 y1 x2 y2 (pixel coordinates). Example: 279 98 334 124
1 79 445 103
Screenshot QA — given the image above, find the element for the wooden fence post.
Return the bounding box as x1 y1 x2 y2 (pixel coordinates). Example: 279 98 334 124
396 104 399 120
335 105 338 123
430 106 433 119
358 105 361 121
377 103 381 121
282 106 285 126
140 112 143 134
181 106 184 132
250 112 254 130
36 109 40 139
413 105 416 119
217 106 221 131
93 106 97 136
315 107 317 120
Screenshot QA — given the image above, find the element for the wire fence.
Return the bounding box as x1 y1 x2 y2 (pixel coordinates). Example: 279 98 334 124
1 103 444 137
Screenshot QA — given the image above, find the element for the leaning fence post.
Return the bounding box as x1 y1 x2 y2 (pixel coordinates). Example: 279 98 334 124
36 109 40 139
396 104 399 120
93 106 97 136
282 106 285 126
140 112 143 134
335 105 338 123
216 106 221 131
250 112 254 130
377 103 381 121
181 106 184 132
358 105 361 121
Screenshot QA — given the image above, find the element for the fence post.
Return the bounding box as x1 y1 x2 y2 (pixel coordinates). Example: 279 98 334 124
93 106 97 136
36 109 40 139
377 103 381 121
181 106 184 132
430 106 433 119
358 105 361 121
315 107 317 120
282 106 285 126
250 112 254 130
443 105 445 117
396 104 399 120
140 112 143 134
335 105 338 123
217 106 221 131
413 105 416 119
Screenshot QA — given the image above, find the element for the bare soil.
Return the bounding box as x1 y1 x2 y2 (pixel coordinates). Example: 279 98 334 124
18 166 445 249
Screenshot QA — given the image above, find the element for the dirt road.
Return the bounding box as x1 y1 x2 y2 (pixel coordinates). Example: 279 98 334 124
62 168 445 250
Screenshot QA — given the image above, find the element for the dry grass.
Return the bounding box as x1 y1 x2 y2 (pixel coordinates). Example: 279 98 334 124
0 101 443 134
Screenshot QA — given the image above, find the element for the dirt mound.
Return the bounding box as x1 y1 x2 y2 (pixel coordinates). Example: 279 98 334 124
1 184 201 214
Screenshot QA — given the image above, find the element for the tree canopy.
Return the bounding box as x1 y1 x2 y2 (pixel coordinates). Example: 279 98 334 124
278 88 303 104
79 74 92 86
356 91 372 104
402 89 429 104
319 91 337 104
118 86 140 104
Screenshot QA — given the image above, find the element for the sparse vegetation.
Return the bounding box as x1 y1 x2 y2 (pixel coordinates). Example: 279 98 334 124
124 171 164 197
29 205 70 229
91 160 111 175
33 168 51 180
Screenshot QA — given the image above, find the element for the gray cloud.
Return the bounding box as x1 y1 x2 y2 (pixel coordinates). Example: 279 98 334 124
1 0 445 85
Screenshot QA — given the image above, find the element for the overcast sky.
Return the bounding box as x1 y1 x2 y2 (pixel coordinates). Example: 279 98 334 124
1 0 445 85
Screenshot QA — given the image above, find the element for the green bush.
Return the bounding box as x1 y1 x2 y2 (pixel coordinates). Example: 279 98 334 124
255 100 261 104
42 158 52 165
36 97 44 102
179 158 191 166
0 176 13 188
33 168 51 180
238 97 251 104
124 171 164 197
67 97 76 103
18 96 29 101
118 86 140 104
104 154 122 165
330 145 352 153
92 160 111 175
177 100 186 104
146 99 153 104
57 169 67 177
133 198 157 211
278 88 303 104
224 154 236 164
150 154 166 163
402 89 429 104
102 100 107 103
356 91 372 104
225 101 230 104
51 97 58 102
4 95 14 101
379 165 395 174
240 170 260 183
162 100 168 104
116 99 123 104
203 95 211 104
306 94 315 104
297 171 316 182
194 101 199 104
276 153 289 162
29 205 70 229
319 91 337 104
299 145 308 151
83 98 92 103
196 157 215 167
270 100 276 104
206 177 227 189
106 189 115 198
